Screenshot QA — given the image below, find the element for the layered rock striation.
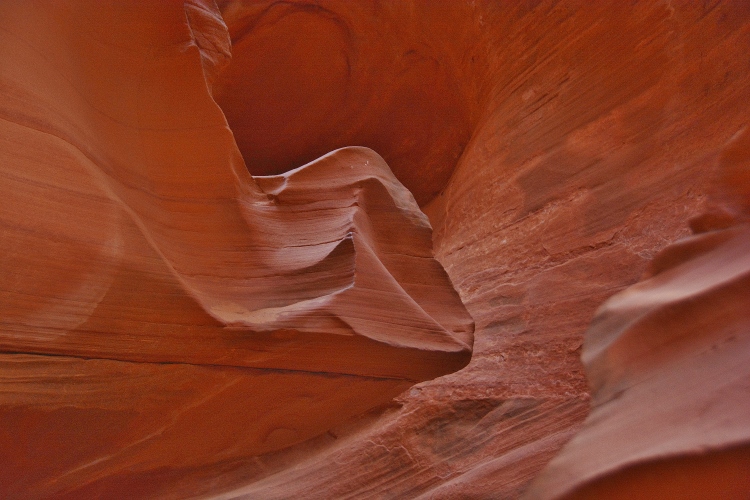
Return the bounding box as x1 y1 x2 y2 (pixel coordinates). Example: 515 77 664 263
0 1 471 497
524 128 750 500
1 0 750 498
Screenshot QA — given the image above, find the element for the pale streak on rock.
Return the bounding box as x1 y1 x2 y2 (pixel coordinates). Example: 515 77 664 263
0 0 471 497
2 0 750 498
524 129 750 500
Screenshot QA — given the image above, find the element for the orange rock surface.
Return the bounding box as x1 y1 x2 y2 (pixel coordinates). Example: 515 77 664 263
0 1 470 496
1 0 749 498
524 128 750 499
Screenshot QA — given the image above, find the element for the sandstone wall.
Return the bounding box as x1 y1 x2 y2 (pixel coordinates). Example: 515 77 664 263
1 0 749 498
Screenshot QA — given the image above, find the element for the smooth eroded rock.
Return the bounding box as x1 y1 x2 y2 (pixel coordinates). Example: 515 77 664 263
0 0 471 496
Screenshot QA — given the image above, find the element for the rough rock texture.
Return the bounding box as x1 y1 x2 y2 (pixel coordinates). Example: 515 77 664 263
524 128 750 500
209 1 750 498
2 0 750 498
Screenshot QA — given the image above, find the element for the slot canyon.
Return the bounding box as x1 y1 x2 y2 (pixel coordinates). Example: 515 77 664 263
0 0 749 498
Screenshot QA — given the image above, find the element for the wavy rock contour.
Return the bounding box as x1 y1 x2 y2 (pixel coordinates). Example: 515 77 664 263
2 0 750 498
0 0 472 496
525 129 750 499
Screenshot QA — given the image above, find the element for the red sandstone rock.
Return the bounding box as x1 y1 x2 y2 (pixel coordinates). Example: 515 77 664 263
2 0 750 498
0 0 470 496
213 0 475 205
524 128 750 500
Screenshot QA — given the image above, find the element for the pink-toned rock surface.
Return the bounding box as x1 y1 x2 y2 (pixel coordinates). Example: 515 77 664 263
2 0 750 498
524 129 750 499
0 1 470 497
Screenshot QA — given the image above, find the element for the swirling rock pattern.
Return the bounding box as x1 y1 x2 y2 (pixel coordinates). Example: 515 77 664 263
2 0 750 498
0 0 471 496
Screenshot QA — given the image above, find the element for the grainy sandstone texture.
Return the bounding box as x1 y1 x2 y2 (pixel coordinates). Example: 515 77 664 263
1 0 749 498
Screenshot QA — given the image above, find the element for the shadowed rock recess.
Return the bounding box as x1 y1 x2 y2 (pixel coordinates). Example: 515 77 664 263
0 0 748 498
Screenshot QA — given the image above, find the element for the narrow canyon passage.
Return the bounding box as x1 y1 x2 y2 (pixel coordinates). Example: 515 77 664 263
1 0 749 498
